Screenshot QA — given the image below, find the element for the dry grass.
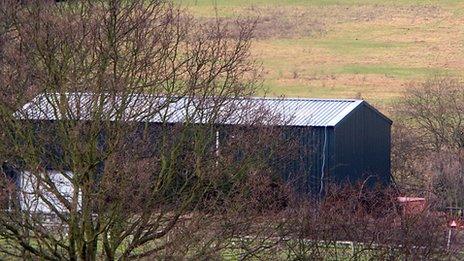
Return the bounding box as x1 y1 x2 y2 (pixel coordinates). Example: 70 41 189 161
178 0 464 112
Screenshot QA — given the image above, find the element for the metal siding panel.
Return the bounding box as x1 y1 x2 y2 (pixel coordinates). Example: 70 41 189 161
333 104 391 187
277 126 334 196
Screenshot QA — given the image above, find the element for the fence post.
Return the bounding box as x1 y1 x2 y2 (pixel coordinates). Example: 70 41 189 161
447 220 457 249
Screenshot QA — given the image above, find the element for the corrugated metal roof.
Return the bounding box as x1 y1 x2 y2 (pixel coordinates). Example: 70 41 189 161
15 92 372 127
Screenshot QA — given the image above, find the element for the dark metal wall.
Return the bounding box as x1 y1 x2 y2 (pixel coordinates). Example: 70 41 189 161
332 103 391 187
279 126 335 196
277 103 391 196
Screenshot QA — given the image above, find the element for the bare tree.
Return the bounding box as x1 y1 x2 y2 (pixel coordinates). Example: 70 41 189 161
424 149 464 210
0 0 297 260
392 76 464 194
399 76 464 151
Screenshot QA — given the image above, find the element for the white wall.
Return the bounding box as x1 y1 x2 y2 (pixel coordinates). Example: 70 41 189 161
20 171 81 214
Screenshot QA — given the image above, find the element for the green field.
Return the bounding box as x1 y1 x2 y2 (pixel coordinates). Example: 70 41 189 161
176 0 464 111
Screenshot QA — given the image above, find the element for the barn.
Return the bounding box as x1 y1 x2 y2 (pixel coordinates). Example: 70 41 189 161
9 93 392 203
271 98 393 194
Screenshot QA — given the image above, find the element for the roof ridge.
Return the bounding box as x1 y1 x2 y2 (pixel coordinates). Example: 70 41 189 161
52 92 362 102
250 96 361 102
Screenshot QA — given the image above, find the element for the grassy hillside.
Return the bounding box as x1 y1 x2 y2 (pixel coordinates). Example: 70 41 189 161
176 0 464 108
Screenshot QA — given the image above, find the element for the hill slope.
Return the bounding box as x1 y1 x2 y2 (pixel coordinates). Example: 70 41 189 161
177 0 464 107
